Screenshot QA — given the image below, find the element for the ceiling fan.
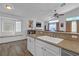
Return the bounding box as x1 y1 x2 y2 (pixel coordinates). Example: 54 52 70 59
51 3 66 18
53 10 64 18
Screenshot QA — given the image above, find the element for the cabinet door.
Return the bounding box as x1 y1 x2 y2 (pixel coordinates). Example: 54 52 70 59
30 37 35 55
66 21 71 32
45 48 56 56
45 42 61 56
27 37 31 52
35 44 44 56
27 37 35 55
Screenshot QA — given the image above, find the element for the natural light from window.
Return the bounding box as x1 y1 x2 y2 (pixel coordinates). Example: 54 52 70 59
16 21 21 32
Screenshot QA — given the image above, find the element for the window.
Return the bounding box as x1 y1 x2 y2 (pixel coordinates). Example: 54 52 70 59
0 17 22 36
48 20 59 32
66 16 79 21
72 21 77 32
49 23 56 32
16 21 21 32
2 20 15 33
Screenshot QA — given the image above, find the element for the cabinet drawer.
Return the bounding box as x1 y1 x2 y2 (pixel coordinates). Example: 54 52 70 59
45 47 57 56
36 39 61 55
45 43 61 55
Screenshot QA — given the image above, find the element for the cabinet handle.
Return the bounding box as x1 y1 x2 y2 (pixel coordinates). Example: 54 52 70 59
44 49 46 51
43 48 46 51
41 47 43 49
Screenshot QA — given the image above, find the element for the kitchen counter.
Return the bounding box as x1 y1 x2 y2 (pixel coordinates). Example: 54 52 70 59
27 34 79 55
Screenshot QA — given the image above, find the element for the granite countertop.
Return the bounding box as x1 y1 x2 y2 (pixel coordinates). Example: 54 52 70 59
38 30 79 35
27 34 79 54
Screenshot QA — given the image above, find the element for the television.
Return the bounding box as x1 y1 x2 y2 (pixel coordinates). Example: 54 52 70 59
36 22 41 27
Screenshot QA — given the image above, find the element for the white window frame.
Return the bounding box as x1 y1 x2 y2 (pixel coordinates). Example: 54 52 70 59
0 16 22 36
72 21 77 33
16 21 22 32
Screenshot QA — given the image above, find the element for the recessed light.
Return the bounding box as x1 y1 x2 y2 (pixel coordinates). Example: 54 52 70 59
5 4 13 10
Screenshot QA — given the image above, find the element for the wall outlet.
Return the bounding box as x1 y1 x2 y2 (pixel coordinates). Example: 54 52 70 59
72 35 78 39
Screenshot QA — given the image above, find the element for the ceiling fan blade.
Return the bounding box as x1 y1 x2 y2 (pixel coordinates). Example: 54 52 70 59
56 16 59 18
59 14 64 16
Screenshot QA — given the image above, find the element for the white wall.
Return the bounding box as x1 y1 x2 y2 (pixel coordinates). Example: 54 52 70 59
44 21 49 30
33 19 45 30
24 18 45 31
0 17 1 33
59 17 66 31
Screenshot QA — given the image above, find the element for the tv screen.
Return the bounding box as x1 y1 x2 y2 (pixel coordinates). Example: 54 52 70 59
36 22 41 27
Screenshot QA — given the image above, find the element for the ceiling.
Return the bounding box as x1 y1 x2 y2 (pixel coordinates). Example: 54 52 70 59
0 3 79 21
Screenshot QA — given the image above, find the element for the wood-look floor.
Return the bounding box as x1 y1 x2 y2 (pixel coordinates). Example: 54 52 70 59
18 50 32 56
0 39 32 56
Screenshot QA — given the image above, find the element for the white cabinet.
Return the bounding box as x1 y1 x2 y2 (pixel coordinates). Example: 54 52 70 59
27 37 31 52
27 36 61 56
44 48 56 56
35 39 45 56
35 39 61 56
27 36 35 55
44 42 61 56
35 44 44 56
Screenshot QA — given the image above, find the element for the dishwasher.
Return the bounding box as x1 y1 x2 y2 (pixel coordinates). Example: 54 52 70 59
61 49 79 56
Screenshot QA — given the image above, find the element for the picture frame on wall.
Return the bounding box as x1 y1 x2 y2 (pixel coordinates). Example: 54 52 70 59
61 23 64 27
28 20 33 28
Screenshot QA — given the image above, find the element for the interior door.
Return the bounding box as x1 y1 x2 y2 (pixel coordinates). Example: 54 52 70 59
66 21 71 32
77 20 79 33
56 22 59 31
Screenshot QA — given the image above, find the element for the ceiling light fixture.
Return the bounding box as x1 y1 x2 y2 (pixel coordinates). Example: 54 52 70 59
5 5 12 10
60 3 66 7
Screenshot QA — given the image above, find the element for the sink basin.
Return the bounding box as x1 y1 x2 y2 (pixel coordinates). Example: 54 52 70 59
37 36 64 44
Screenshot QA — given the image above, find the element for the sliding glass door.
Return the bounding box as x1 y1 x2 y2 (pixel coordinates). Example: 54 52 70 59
49 23 56 32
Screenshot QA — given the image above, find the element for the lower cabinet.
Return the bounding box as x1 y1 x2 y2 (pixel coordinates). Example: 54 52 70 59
27 36 61 56
44 48 56 56
27 37 35 55
35 44 44 56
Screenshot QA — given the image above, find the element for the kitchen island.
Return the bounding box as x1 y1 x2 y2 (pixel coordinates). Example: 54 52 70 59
27 31 79 56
